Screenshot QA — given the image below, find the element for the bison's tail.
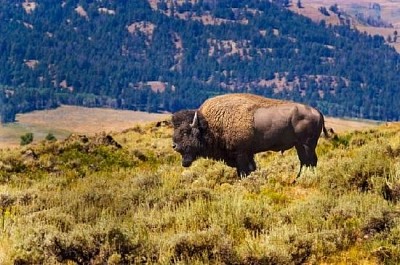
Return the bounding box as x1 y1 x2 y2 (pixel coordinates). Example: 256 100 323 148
323 124 329 138
322 121 335 139
320 112 333 139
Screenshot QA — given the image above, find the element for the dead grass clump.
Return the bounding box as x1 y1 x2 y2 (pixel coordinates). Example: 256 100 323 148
29 210 75 233
17 191 37 206
240 228 315 264
0 193 16 209
382 182 400 203
170 227 237 264
14 224 157 265
242 213 265 234
372 246 400 265
242 256 281 265
385 145 400 158
131 172 162 191
81 189 114 209
311 230 358 262
362 211 398 238
122 124 144 134
288 237 313 264
131 149 148 161
169 187 214 206
350 135 366 147
47 228 103 264
239 174 269 193
372 224 400 264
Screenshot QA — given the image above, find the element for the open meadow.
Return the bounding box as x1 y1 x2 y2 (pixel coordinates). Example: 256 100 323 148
0 106 169 148
0 106 399 264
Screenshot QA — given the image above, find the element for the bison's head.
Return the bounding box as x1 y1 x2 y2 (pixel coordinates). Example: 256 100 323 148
172 110 204 167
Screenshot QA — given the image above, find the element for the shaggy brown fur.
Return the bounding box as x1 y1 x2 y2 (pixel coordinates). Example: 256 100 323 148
199 93 287 150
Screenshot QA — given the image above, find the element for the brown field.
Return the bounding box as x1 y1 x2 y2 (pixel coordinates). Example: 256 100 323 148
324 116 380 133
0 105 378 149
299 0 400 24
0 106 169 148
291 0 400 51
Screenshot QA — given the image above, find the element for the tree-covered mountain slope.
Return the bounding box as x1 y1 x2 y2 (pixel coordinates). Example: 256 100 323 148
1 0 400 122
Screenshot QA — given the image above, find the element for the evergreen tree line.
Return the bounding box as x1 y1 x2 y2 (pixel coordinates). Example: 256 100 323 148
0 0 400 122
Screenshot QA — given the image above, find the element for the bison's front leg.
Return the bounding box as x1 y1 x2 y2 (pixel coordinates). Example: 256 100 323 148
235 153 256 177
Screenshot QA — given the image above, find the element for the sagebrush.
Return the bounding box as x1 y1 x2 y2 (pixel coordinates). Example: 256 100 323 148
0 122 400 264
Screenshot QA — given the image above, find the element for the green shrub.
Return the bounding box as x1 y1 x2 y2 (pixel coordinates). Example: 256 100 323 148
20 132 34 146
45 133 57 142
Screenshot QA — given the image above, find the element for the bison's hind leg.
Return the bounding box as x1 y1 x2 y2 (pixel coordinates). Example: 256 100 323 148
295 144 318 178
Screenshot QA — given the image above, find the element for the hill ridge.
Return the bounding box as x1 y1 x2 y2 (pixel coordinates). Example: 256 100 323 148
0 0 400 122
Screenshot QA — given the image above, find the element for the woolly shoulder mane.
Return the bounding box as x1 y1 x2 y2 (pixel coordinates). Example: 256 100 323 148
199 94 287 149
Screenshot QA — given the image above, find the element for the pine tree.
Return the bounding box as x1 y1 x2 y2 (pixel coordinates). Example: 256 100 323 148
297 0 303 8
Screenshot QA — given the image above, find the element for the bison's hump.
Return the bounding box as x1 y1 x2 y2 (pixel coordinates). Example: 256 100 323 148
199 94 287 149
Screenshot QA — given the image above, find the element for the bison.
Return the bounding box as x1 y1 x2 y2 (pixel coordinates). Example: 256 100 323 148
172 93 328 177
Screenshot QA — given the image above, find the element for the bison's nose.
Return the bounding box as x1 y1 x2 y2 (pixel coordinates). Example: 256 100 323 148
182 160 192 167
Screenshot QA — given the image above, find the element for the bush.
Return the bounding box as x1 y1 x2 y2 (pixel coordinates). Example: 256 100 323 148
45 133 57 142
169 227 238 263
13 224 158 264
20 132 34 146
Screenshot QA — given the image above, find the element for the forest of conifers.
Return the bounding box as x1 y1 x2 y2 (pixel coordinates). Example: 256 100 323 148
1 0 400 122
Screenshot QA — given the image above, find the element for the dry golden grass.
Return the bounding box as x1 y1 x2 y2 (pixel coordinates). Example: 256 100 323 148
0 106 169 148
324 117 380 133
0 117 399 264
17 105 169 134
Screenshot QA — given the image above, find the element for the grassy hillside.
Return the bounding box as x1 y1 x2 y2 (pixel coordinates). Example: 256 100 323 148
0 120 400 264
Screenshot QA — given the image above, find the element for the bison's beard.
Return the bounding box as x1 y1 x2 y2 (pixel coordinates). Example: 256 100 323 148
181 154 196 167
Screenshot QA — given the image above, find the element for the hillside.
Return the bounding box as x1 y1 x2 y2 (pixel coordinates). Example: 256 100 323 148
289 0 400 52
1 0 400 122
0 120 400 263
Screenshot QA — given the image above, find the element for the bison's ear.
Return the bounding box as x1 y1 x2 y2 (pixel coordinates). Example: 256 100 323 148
190 111 199 128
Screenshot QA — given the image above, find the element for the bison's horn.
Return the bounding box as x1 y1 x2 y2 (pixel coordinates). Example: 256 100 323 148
190 111 198 128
